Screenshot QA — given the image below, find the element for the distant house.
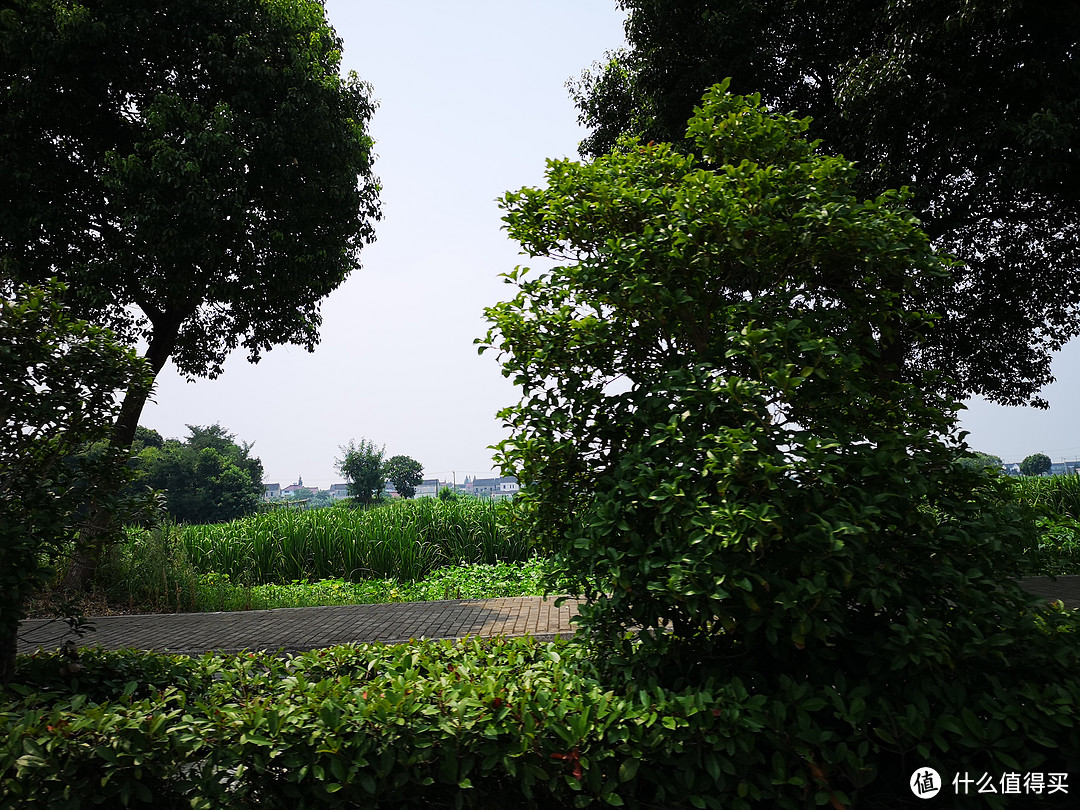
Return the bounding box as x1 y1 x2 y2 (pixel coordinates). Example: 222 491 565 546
466 476 518 499
281 476 318 497
466 477 497 497
264 483 282 500
328 483 350 501
494 477 519 500
1050 462 1080 476
414 478 441 498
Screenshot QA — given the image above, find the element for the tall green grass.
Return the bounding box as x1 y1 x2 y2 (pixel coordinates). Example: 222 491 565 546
1009 475 1080 575
179 498 531 584
1010 474 1080 517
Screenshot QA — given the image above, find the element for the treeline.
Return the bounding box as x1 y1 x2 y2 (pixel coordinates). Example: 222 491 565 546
127 424 264 525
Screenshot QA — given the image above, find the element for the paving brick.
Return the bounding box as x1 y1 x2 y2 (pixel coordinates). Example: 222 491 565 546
17 597 584 657
16 578 1076 657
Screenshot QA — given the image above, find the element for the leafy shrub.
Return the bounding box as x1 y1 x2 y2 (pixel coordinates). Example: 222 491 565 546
481 83 1080 805
3 638 1078 809
188 559 563 612
131 425 265 525
0 282 152 684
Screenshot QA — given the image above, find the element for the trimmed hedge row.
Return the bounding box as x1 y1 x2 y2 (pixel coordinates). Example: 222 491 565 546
2 635 1079 809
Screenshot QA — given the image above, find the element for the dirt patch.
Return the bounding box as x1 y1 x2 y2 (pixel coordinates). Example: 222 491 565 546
24 588 153 619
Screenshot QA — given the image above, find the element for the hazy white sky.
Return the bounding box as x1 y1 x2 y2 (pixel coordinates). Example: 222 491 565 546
138 0 1080 488
139 1 630 489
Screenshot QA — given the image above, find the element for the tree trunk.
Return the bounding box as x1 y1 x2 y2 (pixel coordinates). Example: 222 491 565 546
62 320 179 592
0 623 18 686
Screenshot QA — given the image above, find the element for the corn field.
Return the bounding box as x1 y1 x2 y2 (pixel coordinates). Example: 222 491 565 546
1010 474 1080 520
177 498 532 584
1009 475 1080 575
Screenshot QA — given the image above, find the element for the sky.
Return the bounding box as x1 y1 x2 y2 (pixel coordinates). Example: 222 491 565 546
137 0 1080 489
139 1 632 489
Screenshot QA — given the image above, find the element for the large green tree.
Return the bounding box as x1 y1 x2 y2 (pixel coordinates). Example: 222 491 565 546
0 0 379 466
383 454 424 500
482 86 1080 801
0 0 380 583
336 438 385 507
1020 452 1052 477
0 283 151 683
134 424 264 524
571 0 1080 408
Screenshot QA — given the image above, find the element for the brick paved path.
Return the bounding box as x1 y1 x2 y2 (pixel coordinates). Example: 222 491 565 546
17 597 582 657
16 577 1080 658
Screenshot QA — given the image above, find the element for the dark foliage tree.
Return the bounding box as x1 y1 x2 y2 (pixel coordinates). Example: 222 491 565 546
384 455 424 500
133 426 165 451
0 282 151 683
133 424 264 524
1020 452 1053 477
482 87 1080 803
958 450 1004 473
0 0 380 584
571 0 1080 408
336 438 385 507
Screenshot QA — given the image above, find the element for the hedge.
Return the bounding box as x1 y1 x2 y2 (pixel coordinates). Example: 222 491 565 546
2 636 1078 809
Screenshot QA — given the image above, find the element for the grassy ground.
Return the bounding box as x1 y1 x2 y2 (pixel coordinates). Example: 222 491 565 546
27 558 564 618
188 558 562 612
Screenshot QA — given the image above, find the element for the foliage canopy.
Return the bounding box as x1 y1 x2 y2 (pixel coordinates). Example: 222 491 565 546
0 282 151 682
571 0 1080 408
336 438 386 507
133 424 264 524
384 455 424 500
1 0 380 588
483 85 1080 801
1020 453 1053 477
0 0 381 450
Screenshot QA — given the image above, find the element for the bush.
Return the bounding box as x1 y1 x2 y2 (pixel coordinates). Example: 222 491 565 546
481 82 1080 804
0 282 152 684
1010 476 1080 574
4 637 1078 809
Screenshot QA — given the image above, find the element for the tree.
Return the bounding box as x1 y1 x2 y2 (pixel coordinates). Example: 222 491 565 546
0 0 381 584
570 0 1080 408
482 87 1080 801
1 282 151 683
958 450 1004 473
336 438 385 507
383 455 424 500
133 424 264 524
133 426 164 450
1020 452 1053 477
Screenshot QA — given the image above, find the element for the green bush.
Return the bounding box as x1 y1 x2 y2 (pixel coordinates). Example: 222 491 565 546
187 559 563 612
3 638 1078 809
1 282 152 684
481 82 1080 805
